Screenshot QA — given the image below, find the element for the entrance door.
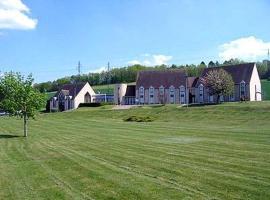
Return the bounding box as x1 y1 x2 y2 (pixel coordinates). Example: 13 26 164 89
84 93 91 103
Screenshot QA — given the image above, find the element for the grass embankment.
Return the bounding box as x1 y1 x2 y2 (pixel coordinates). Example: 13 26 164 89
262 79 270 100
1 102 270 199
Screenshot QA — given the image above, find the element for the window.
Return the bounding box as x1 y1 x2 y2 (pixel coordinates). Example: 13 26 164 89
240 81 245 98
180 85 185 104
149 86 154 104
52 97 57 107
209 95 213 103
230 92 235 101
159 86 164 95
199 84 204 103
139 86 144 104
159 86 165 103
220 95 224 102
169 86 175 104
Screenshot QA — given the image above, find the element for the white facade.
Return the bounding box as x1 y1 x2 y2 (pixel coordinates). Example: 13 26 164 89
114 84 127 105
249 64 262 101
50 82 96 111
74 83 96 109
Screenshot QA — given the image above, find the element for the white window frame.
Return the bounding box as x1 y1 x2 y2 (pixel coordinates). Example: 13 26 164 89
169 86 175 104
159 86 164 96
139 86 144 104
240 80 246 98
149 86 154 104
230 92 235 101
220 95 224 102
179 85 185 104
199 84 204 103
209 95 214 103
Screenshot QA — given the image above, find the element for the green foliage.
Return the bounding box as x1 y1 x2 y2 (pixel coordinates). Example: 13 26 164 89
79 102 113 107
262 79 270 100
34 59 270 93
202 69 234 103
92 84 114 94
124 115 156 122
0 72 46 136
223 58 245 65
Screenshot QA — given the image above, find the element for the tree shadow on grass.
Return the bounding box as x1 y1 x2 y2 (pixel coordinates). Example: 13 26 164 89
0 134 21 139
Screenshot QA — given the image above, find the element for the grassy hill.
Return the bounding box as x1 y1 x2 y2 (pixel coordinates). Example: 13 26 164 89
0 102 270 199
92 84 115 94
262 79 270 100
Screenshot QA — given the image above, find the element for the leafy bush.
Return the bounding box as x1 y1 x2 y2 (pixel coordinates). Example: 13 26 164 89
79 102 114 107
79 103 102 107
124 115 155 122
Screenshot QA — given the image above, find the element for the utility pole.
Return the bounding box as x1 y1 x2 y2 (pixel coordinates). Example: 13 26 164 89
106 62 111 103
186 74 188 108
268 49 269 60
78 61 81 77
74 61 81 98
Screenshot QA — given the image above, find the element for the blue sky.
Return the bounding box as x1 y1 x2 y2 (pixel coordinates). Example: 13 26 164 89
0 0 270 83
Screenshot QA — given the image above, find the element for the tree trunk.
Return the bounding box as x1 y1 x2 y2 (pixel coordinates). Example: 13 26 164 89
23 114 28 137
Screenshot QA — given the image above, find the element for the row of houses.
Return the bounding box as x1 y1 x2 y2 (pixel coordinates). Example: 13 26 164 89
49 63 262 111
115 63 262 105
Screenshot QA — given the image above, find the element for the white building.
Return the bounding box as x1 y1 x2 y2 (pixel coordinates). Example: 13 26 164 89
49 82 96 111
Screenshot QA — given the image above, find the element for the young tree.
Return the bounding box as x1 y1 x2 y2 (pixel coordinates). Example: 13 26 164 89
0 72 46 137
202 69 234 103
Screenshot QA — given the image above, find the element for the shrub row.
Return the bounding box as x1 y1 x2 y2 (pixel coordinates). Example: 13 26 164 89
124 115 155 122
79 102 113 107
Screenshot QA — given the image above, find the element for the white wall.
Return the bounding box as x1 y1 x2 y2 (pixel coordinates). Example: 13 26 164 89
74 82 96 108
114 84 127 105
249 64 262 101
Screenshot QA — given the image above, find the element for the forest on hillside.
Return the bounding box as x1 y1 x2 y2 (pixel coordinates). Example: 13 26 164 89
34 58 270 93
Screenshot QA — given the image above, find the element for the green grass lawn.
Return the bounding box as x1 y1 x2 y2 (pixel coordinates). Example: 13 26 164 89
1 102 270 199
262 79 270 100
92 84 115 94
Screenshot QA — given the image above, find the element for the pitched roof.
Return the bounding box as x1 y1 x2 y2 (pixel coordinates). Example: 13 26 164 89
201 63 255 84
187 77 199 88
136 70 187 88
54 82 86 98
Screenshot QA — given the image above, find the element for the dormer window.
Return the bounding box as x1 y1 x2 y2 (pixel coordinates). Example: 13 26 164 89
180 85 185 104
240 81 246 97
199 84 204 103
149 86 154 104
169 86 175 104
139 86 144 104
159 86 164 96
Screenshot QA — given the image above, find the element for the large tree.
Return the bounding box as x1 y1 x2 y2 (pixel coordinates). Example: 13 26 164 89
0 72 46 137
202 69 234 103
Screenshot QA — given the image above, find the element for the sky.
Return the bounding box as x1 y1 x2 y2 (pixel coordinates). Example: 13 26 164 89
0 0 270 83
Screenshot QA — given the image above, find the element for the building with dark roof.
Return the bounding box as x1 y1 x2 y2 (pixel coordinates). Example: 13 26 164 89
50 82 96 111
115 63 262 105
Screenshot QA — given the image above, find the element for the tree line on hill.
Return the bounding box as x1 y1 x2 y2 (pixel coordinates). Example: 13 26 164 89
34 58 270 93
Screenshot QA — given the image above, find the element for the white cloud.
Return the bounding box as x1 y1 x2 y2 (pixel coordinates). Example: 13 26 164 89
0 0 37 30
152 55 172 65
127 54 173 66
127 60 141 65
219 36 270 61
90 66 106 73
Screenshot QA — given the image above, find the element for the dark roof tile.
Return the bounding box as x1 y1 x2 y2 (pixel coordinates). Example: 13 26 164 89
136 70 187 88
201 63 255 84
